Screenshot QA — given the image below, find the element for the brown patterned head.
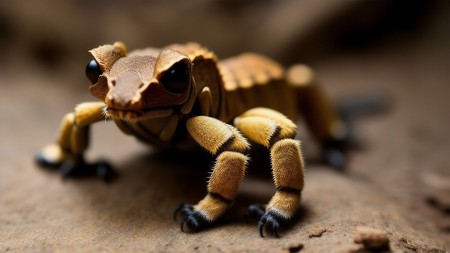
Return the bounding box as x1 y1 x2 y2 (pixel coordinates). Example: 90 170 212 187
86 42 193 121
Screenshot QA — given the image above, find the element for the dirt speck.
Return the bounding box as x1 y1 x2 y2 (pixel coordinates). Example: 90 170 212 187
308 227 328 238
354 226 390 251
281 242 304 253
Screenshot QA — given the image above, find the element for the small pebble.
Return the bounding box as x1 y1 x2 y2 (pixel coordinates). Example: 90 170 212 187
354 226 390 250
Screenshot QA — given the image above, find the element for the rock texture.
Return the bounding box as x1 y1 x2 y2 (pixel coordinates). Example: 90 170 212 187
0 1 449 252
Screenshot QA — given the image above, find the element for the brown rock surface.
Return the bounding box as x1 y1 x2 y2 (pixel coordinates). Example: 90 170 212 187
0 1 449 252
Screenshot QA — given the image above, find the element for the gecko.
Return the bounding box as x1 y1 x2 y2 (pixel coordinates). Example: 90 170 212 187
36 42 352 237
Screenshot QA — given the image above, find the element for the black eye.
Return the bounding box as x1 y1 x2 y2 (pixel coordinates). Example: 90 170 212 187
159 61 190 93
85 60 102 84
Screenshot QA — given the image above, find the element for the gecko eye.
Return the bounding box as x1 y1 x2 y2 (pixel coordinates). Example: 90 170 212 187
159 61 190 93
85 60 103 84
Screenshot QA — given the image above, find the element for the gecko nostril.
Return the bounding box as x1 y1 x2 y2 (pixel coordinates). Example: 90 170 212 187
138 83 144 89
111 80 116 87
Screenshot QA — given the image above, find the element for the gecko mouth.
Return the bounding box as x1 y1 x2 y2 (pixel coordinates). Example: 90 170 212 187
104 107 174 121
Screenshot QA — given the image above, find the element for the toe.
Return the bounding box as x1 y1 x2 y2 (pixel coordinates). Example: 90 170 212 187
174 204 210 233
173 203 193 220
258 211 291 238
181 212 205 232
245 204 266 223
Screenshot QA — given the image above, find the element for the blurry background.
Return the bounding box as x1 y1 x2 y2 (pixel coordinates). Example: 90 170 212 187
0 0 444 75
0 0 449 252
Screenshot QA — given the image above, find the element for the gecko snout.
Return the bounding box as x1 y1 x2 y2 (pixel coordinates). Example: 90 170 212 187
105 71 143 110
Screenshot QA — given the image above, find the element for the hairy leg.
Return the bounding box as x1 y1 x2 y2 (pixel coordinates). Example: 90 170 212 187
234 108 305 237
174 116 250 231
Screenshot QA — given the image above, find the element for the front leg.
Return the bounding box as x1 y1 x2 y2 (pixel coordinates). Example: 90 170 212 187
174 116 250 231
234 108 304 237
35 102 114 180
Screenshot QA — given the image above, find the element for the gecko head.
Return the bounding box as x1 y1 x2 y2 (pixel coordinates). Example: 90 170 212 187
86 42 194 121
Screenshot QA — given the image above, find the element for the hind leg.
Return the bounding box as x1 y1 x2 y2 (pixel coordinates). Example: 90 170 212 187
234 108 304 237
287 64 351 170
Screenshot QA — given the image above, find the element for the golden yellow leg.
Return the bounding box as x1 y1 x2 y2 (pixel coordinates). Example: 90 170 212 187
176 116 250 230
36 102 107 168
234 108 304 237
287 64 346 142
288 64 352 170
267 139 304 216
195 151 248 221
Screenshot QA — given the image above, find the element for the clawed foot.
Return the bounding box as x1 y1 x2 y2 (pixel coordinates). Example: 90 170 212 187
173 204 210 232
322 138 352 171
246 204 291 237
324 94 388 171
60 159 116 182
323 146 347 171
35 150 116 182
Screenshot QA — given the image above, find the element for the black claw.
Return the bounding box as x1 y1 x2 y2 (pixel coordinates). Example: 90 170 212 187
245 204 266 223
173 203 192 221
174 203 209 233
182 215 200 232
248 204 266 217
274 228 280 238
259 221 265 237
174 206 182 221
249 205 285 237
180 220 187 232
258 211 290 238
267 216 280 238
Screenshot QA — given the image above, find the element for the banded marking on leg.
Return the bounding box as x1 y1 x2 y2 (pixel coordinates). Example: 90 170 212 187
196 151 248 220
186 116 249 155
175 116 249 232
261 139 304 237
234 108 304 237
234 107 297 149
